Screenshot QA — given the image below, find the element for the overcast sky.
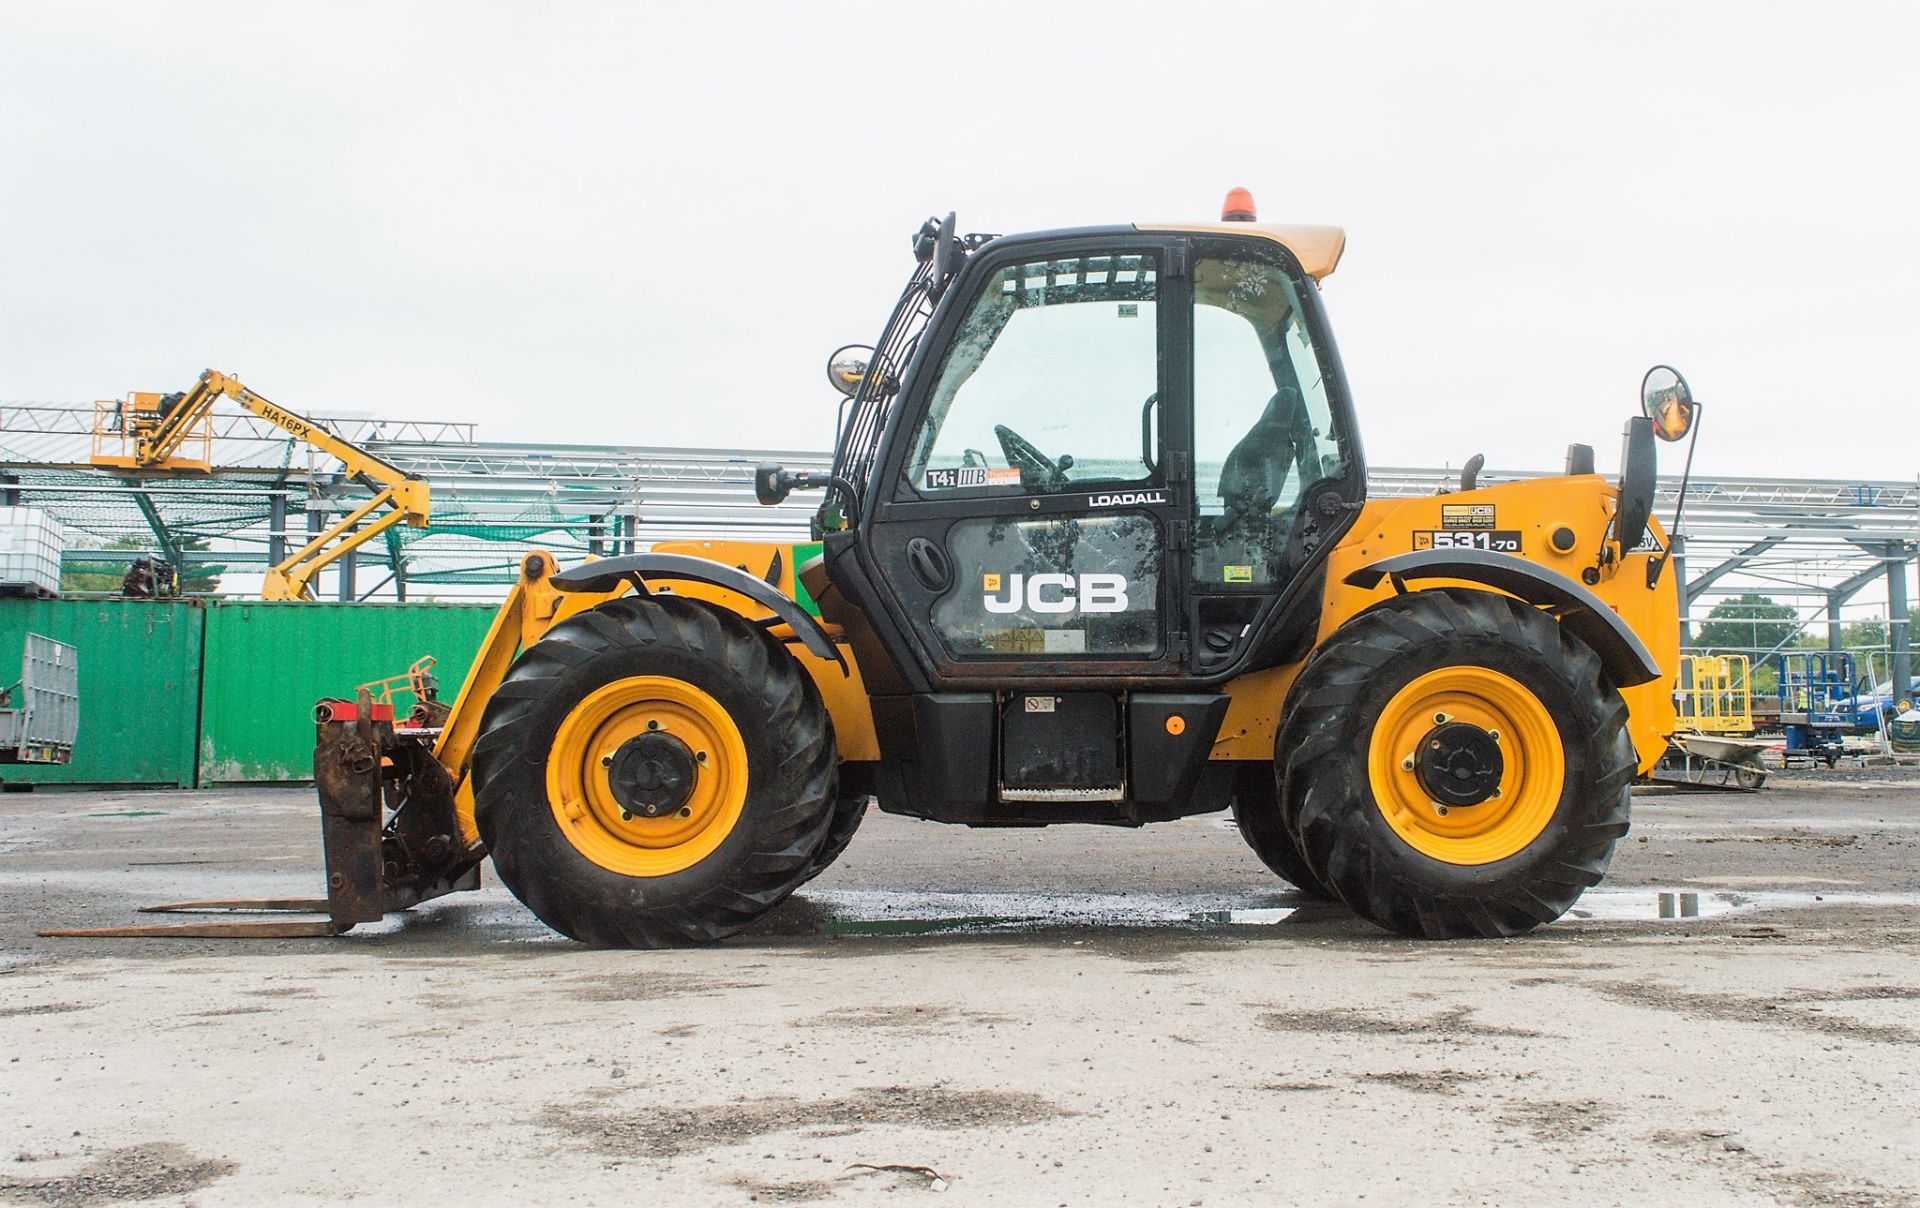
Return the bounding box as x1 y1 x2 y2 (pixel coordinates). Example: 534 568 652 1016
2 1 1914 483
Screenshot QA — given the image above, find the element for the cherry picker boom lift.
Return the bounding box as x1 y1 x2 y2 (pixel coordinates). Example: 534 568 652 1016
90 369 431 601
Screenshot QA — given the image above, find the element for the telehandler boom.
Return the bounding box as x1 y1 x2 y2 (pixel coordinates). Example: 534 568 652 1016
52 194 1695 945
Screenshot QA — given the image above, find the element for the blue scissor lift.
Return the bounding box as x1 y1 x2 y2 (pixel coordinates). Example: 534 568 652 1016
1777 651 1858 767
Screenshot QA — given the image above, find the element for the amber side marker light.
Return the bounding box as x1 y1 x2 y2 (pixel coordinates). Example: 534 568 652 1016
1221 187 1257 222
1166 715 1187 736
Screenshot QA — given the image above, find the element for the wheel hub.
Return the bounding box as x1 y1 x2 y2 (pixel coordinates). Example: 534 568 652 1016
1414 721 1504 807
606 731 698 818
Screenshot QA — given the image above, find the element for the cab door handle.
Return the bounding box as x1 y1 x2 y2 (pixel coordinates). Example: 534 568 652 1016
906 537 952 592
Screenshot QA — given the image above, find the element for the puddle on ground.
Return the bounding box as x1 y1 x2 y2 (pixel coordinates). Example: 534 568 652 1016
67 884 1916 945
1562 888 1920 923
799 887 1920 936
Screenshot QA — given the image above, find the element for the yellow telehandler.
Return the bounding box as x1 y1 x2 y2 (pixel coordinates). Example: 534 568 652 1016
58 193 1696 945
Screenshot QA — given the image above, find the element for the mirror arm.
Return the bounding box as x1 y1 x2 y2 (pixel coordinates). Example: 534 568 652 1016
1646 402 1703 590
819 474 862 527
832 395 852 462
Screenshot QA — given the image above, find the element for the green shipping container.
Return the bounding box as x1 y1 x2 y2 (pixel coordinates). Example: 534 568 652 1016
197 600 499 783
0 599 205 787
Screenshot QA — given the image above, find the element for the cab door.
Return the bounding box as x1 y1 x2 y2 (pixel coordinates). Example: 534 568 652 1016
1182 237 1363 676
863 234 1189 683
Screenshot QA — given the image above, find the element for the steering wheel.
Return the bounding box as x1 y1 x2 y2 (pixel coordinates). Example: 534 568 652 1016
993 424 1073 491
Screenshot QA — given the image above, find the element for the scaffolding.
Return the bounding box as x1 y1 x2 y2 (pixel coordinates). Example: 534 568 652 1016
0 400 825 595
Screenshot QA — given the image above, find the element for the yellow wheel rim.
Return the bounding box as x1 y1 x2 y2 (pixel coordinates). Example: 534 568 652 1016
545 676 748 877
1366 667 1564 866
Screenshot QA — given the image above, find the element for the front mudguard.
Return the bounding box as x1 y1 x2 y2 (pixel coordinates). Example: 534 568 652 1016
550 552 847 672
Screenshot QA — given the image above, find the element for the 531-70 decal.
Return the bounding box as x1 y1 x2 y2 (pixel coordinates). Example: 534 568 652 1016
1414 529 1521 553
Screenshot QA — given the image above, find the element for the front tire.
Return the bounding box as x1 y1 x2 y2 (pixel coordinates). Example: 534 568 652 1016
472 597 836 947
1281 589 1636 939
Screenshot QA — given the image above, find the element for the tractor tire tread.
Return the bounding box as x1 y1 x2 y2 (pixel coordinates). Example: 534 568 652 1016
472 595 836 948
1280 588 1635 939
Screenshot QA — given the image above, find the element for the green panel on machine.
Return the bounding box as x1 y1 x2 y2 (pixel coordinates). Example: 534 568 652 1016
0 599 205 787
197 600 499 784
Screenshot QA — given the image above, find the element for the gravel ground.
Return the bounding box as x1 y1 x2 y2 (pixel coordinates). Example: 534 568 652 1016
1 770 1916 1206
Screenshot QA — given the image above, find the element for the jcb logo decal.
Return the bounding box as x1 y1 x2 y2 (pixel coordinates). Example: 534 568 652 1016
984 573 1129 614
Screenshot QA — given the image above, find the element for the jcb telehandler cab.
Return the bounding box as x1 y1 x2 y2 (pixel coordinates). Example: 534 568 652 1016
54 195 1692 946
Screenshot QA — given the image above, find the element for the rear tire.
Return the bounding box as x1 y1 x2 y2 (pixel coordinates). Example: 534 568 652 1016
473 597 836 947
1229 766 1336 900
1281 589 1636 939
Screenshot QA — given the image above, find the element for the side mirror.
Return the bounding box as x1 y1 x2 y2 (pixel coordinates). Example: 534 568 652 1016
1641 365 1697 442
826 344 872 398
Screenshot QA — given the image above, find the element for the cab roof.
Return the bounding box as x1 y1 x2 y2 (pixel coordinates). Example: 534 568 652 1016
1134 221 1346 281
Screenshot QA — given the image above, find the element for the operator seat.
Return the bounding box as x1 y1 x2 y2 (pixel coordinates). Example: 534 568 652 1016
1217 386 1307 532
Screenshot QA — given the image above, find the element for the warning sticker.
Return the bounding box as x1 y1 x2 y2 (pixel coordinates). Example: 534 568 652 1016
986 468 1022 486
982 573 1002 592
982 628 1043 654
1025 695 1058 712
1440 504 1496 529
925 466 989 490
1223 564 1254 583
1042 630 1086 654
1415 530 1521 553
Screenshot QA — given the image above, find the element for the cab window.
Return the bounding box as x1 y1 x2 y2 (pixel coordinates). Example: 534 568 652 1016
905 253 1159 494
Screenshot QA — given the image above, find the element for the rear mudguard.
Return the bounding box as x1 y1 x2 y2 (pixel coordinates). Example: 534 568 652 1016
1342 547 1662 688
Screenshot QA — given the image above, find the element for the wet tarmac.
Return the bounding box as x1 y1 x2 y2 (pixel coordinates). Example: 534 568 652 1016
3 771 1920 956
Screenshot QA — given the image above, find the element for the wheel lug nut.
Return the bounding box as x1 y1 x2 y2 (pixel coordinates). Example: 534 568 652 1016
619 810 633 821
600 754 613 768
1434 712 1449 725
1488 729 1500 742
1400 755 1415 771
1435 804 1450 817
647 719 661 731
695 751 708 764
679 807 692 817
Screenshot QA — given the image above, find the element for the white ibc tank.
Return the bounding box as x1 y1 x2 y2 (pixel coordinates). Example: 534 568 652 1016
0 507 65 597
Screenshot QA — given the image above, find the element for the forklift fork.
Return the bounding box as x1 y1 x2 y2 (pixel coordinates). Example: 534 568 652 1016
41 691 483 939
